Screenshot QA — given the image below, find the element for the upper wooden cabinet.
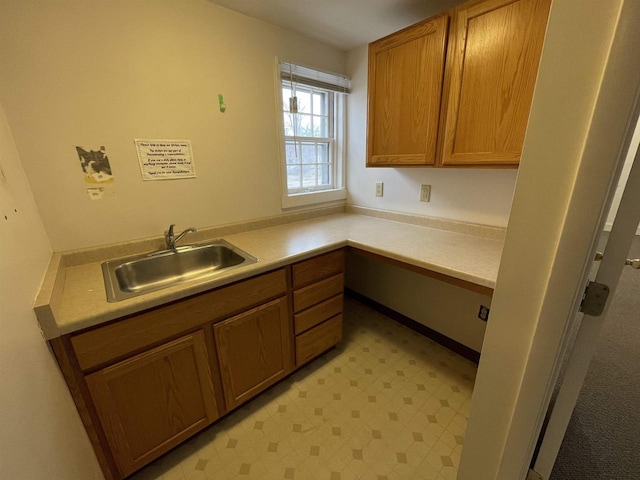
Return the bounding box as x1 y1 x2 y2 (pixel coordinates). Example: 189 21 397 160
367 14 449 167
441 0 551 166
366 0 552 168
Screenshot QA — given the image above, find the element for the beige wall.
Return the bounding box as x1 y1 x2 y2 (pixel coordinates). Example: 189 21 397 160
0 0 346 251
0 103 103 478
346 252 489 352
345 45 519 228
0 0 517 244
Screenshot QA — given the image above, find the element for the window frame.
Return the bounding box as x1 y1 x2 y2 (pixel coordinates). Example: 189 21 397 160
275 59 347 209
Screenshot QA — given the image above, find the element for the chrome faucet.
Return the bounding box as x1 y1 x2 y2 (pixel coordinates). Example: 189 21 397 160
164 224 197 250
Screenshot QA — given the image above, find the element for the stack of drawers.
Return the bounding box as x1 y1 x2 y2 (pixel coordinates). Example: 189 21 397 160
292 249 345 366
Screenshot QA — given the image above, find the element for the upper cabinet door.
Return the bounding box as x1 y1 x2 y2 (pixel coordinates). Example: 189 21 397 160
439 0 552 167
367 14 449 167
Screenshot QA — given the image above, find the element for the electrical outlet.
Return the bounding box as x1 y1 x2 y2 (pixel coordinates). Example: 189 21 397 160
478 305 490 321
375 182 384 197
420 184 431 202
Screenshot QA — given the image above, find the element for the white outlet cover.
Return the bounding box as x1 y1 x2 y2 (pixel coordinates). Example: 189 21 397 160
420 184 431 202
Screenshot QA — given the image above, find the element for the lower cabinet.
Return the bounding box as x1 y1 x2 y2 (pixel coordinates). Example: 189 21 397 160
52 252 345 479
214 298 293 409
292 250 345 366
85 330 219 477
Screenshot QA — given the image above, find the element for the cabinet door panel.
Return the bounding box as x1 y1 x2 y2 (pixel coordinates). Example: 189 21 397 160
86 330 218 477
214 298 292 409
440 0 551 166
367 14 449 166
72 269 287 372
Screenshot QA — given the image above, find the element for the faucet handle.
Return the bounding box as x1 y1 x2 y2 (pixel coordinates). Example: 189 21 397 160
164 224 176 249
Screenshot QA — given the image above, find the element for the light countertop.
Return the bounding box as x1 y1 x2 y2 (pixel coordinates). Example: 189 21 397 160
35 213 504 339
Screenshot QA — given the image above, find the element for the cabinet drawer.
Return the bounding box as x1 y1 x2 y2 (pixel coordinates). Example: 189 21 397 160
71 269 287 371
293 273 343 313
294 294 343 335
295 315 343 366
292 249 345 289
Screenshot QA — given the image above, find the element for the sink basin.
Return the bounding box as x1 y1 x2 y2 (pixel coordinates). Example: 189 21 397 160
101 240 258 302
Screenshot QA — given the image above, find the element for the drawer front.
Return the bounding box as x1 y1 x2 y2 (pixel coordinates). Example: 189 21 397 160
292 249 345 289
294 294 343 335
295 315 343 366
293 273 344 313
72 269 287 371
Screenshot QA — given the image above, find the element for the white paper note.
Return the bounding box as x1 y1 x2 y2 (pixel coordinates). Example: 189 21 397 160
135 139 196 180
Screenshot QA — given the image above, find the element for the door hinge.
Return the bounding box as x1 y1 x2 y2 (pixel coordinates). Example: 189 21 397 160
579 281 610 316
527 469 544 480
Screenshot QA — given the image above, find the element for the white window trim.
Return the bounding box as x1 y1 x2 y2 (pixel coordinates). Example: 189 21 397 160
274 57 347 209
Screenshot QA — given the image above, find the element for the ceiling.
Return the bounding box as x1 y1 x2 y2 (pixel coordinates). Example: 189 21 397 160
208 0 463 51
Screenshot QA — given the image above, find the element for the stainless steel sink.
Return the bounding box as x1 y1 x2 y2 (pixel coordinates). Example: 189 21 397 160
101 240 258 302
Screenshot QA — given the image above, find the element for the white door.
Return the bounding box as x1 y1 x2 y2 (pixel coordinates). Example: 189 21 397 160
532 122 640 478
458 2 640 478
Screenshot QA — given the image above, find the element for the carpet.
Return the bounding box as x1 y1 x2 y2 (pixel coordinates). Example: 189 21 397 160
550 234 640 479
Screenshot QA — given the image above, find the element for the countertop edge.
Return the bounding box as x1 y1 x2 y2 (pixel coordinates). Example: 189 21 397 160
37 214 502 339
346 242 497 290
34 253 65 339
46 241 349 339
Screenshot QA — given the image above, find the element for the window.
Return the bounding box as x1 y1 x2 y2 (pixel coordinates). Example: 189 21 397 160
277 61 350 208
283 84 333 193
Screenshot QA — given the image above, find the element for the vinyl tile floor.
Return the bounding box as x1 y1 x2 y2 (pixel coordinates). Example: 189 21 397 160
130 296 477 480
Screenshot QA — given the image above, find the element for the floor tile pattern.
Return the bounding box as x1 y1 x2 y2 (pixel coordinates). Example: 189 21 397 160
130 297 477 480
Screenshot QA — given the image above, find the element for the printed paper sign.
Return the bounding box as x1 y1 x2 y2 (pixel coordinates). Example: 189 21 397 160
135 139 196 180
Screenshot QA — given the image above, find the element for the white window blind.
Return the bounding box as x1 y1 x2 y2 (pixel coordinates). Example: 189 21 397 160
279 61 351 94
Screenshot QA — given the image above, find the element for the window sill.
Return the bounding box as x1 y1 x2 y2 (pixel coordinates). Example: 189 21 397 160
282 188 347 209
